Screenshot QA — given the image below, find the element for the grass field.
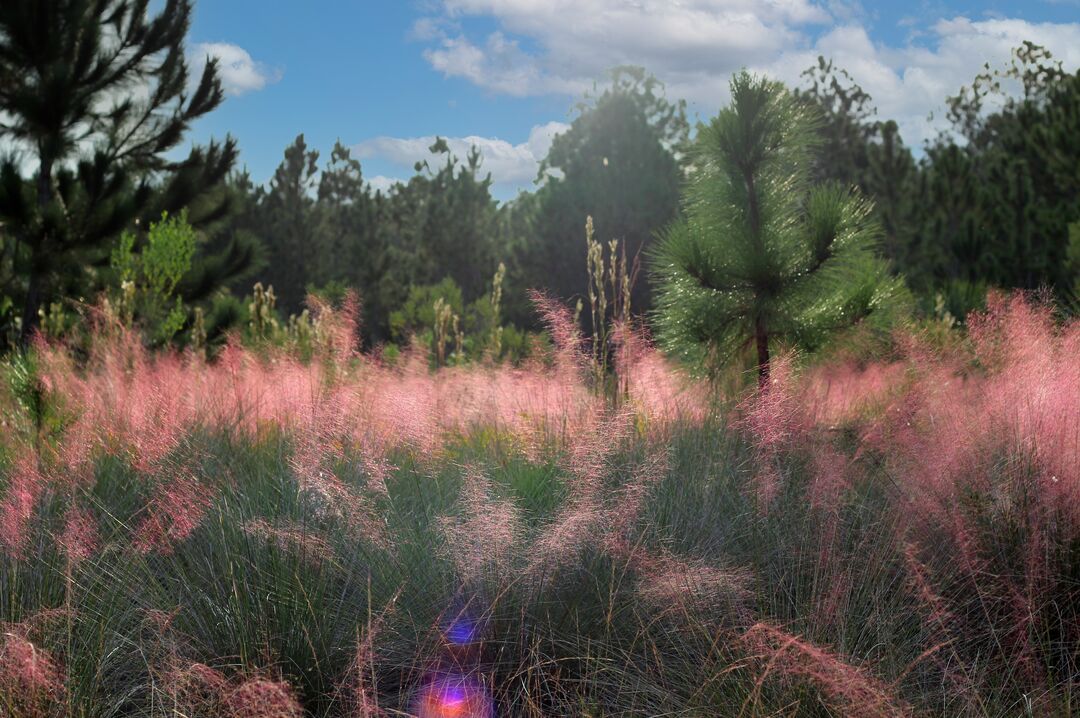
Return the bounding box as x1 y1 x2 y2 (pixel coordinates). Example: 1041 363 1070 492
1 294 1077 717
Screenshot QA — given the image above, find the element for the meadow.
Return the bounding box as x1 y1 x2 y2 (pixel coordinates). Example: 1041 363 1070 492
1 292 1077 717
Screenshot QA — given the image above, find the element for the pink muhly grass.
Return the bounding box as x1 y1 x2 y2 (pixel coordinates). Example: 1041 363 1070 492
144 606 182 635
525 499 603 579
0 456 44 557
804 511 849 632
527 289 587 376
528 289 584 357
806 446 851 515
748 463 782 514
736 354 807 513
24 296 656 484
338 639 387 718
561 406 634 492
946 513 990 585
293 465 389 551
741 622 909 718
611 321 711 430
18 607 76 637
35 327 192 474
438 466 522 585
737 352 805 457
632 547 754 617
162 661 229 713
1004 526 1050 688
132 473 213 555
604 447 669 540
811 567 851 633
58 505 99 564
526 409 636 577
0 631 66 712
358 451 392 499
224 677 304 718
335 598 400 718
800 361 907 428
242 518 334 565
340 649 385 718
889 294 1078 528
901 542 955 630
306 289 362 366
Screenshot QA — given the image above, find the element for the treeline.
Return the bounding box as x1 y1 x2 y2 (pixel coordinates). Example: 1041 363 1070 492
215 46 1080 350
1 0 1078 359
803 43 1080 317
203 67 686 354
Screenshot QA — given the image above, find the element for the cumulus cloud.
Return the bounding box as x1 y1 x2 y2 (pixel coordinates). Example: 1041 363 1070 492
755 18 1080 146
188 42 281 96
366 175 405 194
354 121 569 195
416 0 828 96
414 1 1080 147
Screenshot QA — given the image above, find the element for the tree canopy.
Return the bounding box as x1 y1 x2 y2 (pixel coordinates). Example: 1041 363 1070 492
652 72 909 383
520 66 688 322
0 0 248 347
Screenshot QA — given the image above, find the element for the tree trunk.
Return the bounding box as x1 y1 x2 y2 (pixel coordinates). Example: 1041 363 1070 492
755 315 770 390
745 169 769 390
19 157 54 346
19 262 43 346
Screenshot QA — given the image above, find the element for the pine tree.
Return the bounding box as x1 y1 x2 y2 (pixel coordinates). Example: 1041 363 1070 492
795 58 922 278
0 0 238 344
651 72 908 386
256 134 319 313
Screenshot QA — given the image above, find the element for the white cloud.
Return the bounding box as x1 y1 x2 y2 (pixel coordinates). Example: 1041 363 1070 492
415 2 1080 148
757 18 1080 147
188 42 280 96
367 175 405 193
417 0 829 96
353 121 569 195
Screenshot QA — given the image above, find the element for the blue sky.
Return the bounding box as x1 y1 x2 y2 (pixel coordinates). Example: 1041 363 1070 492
184 1 1080 200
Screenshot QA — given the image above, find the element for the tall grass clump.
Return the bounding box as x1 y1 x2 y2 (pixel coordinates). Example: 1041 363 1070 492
0 292 1077 716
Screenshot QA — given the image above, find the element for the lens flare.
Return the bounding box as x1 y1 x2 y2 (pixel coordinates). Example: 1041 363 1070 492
444 612 484 647
414 674 493 718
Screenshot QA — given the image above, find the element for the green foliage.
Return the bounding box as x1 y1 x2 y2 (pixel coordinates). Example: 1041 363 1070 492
936 43 1080 296
110 212 197 345
255 134 322 313
583 215 635 389
795 44 1080 316
388 271 523 366
0 0 241 346
1068 221 1080 309
796 58 923 284
235 136 505 345
652 72 909 381
0 294 14 347
521 67 686 322
389 278 465 345
4 352 47 440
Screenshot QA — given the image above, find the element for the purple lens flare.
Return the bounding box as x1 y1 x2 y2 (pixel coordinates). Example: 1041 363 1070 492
413 673 494 718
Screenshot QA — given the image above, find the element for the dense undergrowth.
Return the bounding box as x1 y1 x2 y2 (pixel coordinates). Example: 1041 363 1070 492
1 294 1077 717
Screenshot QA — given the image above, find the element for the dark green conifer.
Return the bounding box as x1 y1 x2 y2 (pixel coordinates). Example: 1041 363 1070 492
652 72 908 385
